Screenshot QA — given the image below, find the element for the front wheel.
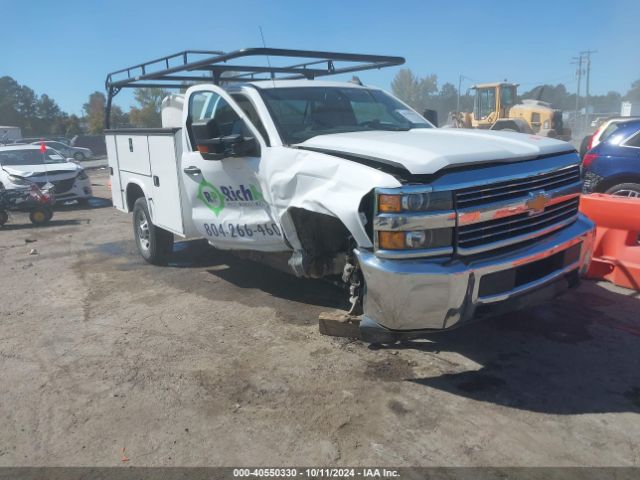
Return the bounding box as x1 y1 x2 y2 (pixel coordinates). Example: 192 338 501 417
605 183 640 198
0 210 8 226
132 197 174 265
29 207 53 225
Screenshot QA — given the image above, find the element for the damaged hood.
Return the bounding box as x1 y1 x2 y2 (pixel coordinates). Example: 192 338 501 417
296 128 575 175
1 162 80 178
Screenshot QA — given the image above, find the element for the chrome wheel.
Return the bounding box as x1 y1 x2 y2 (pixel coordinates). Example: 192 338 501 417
136 209 150 252
612 189 640 198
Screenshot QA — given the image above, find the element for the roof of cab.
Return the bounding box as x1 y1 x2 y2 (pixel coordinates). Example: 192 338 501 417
247 79 373 89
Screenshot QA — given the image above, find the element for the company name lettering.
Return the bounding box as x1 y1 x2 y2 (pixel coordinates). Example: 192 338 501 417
220 185 256 202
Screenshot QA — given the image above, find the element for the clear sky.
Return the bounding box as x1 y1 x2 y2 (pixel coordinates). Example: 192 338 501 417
2 0 638 115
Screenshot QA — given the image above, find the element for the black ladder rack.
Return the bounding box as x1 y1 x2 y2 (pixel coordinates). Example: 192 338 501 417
104 47 405 128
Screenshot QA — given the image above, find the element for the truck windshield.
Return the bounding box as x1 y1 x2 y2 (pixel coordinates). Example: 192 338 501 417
259 87 431 144
0 149 66 166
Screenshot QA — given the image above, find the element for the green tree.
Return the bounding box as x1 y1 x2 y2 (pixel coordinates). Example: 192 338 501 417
110 106 129 128
64 114 83 137
0 76 23 128
434 82 458 124
625 79 640 102
128 88 169 128
83 91 107 134
391 69 437 114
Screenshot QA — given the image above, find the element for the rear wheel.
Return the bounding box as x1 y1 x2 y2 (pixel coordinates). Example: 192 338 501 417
73 152 85 161
132 197 174 265
605 183 640 198
29 207 52 225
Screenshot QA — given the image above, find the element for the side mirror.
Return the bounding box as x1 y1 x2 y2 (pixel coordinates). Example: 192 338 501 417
197 135 258 160
227 135 258 157
422 109 438 127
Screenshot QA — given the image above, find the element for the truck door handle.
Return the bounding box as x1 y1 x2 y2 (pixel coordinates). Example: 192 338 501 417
183 166 202 175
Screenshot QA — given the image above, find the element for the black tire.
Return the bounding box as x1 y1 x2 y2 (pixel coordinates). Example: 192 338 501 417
73 152 85 161
579 135 591 159
0 210 8 226
132 197 174 265
604 183 640 198
29 207 52 225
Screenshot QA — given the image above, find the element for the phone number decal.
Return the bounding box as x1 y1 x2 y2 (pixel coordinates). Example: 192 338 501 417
203 222 282 238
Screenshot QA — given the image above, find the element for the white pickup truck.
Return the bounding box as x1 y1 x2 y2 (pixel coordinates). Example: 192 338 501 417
104 48 595 342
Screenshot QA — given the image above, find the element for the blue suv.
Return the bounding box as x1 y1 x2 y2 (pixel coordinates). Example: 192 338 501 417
582 118 640 197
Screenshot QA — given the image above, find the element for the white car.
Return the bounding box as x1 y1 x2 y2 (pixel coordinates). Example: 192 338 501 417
31 140 93 161
0 145 92 203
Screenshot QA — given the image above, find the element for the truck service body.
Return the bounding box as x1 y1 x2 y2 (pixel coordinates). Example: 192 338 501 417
105 49 595 341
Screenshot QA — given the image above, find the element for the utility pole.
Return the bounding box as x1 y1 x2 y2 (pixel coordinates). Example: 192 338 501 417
571 54 583 114
581 50 597 131
457 74 462 114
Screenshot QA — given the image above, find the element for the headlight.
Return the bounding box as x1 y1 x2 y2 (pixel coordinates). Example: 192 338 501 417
378 228 453 251
378 191 452 213
7 174 30 186
77 170 88 180
543 119 550 130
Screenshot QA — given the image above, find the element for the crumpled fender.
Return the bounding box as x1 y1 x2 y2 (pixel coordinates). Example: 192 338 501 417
262 147 401 249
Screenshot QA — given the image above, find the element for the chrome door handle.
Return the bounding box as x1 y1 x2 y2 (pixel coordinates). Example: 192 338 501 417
183 166 202 175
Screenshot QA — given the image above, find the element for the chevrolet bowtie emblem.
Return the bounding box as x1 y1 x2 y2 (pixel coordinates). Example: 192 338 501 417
526 191 550 215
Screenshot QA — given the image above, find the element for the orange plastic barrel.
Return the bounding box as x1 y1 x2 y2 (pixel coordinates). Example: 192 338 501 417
579 194 640 291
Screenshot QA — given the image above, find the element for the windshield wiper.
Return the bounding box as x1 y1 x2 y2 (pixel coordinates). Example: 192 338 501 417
371 125 410 131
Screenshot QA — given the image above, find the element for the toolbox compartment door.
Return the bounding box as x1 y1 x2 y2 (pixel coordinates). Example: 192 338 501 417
115 135 151 176
147 129 184 235
105 134 124 210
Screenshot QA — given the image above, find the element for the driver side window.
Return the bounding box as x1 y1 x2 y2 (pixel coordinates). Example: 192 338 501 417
475 89 496 120
188 91 259 158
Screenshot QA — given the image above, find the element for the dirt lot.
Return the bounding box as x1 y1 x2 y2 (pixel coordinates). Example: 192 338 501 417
0 168 639 467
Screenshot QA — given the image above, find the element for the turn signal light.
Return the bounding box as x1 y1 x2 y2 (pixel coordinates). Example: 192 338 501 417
378 194 401 212
378 231 406 250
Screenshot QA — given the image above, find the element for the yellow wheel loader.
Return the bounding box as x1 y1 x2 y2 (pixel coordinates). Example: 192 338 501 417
449 82 571 141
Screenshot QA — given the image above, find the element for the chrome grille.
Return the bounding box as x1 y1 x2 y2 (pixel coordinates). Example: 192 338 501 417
458 198 579 252
454 165 582 255
456 165 581 208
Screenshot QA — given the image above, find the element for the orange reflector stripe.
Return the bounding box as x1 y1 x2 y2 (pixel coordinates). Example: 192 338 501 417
378 231 406 250
197 145 209 153
378 194 401 212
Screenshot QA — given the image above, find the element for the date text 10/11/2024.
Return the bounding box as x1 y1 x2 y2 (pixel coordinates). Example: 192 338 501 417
232 468 400 478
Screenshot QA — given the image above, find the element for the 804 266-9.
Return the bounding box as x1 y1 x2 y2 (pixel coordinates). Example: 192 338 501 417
203 222 282 239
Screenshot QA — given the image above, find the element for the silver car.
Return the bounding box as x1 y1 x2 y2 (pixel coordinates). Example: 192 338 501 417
32 140 93 161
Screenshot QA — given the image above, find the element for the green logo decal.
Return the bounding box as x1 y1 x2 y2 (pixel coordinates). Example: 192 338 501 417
250 184 264 202
197 179 225 216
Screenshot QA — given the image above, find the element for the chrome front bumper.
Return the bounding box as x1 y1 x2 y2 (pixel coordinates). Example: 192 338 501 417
355 215 595 335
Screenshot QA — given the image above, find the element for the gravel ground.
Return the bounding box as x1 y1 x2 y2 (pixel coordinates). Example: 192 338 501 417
0 169 639 467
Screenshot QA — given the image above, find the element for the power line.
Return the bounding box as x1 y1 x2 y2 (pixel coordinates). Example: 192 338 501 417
571 54 584 112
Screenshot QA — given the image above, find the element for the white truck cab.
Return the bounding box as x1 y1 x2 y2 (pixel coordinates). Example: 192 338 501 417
104 49 595 342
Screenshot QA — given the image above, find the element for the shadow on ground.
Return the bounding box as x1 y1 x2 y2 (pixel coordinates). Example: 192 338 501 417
95 237 640 414
55 196 112 210
96 238 348 314
392 282 640 415
0 219 84 230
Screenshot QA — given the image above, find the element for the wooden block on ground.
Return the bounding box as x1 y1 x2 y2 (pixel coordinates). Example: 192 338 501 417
318 310 362 338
